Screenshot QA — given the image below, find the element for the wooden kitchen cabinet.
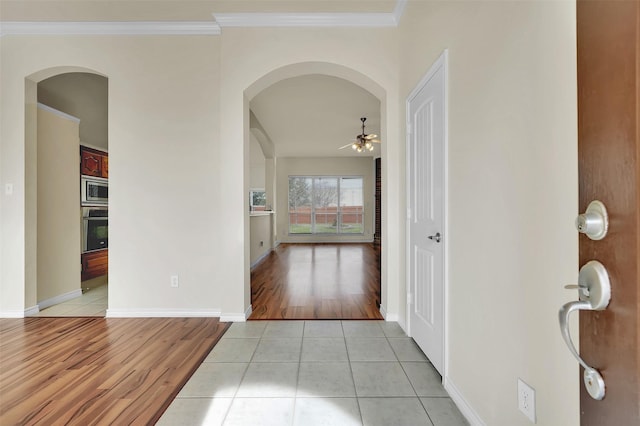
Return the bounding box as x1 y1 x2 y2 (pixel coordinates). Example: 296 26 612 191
101 155 108 178
81 146 108 178
81 249 108 281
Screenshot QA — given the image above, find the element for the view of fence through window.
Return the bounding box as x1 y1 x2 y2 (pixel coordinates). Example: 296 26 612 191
289 176 364 234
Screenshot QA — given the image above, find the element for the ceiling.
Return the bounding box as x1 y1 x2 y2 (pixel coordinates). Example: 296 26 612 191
38 72 109 150
250 74 381 158
0 1 397 21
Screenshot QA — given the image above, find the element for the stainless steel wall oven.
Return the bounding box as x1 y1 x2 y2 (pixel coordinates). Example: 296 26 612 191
82 207 108 252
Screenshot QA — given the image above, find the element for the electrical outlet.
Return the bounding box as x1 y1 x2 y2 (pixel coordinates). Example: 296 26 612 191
518 378 536 423
260 241 264 247
170 275 179 288
5 183 13 195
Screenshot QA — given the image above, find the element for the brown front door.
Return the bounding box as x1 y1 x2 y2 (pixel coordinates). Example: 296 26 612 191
577 1 640 424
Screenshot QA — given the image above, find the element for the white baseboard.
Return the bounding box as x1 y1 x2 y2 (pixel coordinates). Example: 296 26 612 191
444 376 486 426
379 304 387 319
38 289 82 310
379 305 400 322
220 305 251 322
24 305 40 316
0 310 26 318
251 249 272 269
106 308 221 318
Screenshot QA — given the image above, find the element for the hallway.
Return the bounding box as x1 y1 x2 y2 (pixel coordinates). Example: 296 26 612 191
159 320 468 426
249 244 382 320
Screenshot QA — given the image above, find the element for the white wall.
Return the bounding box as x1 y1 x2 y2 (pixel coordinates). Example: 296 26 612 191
0 26 401 321
36 105 81 303
0 7 581 424
249 134 266 189
398 2 578 425
276 157 375 243
249 213 273 267
219 28 401 319
0 35 223 317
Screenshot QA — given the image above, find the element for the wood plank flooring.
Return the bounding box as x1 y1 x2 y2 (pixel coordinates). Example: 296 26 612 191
249 243 383 320
0 317 228 425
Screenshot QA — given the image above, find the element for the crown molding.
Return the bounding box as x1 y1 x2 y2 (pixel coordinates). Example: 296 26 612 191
213 0 406 28
0 0 407 35
213 12 398 28
0 21 221 37
392 0 408 25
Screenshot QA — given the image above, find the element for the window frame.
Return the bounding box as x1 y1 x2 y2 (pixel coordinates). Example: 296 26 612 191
249 188 266 211
288 175 364 235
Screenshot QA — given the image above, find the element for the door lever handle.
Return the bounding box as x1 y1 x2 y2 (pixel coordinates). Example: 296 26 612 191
428 232 442 243
559 260 611 400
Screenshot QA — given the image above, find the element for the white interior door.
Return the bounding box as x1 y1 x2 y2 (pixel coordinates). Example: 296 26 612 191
407 52 446 375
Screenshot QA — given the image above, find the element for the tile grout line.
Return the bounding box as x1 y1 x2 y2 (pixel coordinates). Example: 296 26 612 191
343 320 366 426
395 335 438 426
290 321 306 426
219 321 266 425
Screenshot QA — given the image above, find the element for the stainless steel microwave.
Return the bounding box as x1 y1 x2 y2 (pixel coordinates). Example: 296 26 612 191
81 176 108 206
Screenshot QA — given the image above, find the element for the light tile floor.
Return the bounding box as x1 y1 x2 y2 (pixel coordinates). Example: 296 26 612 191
34 284 107 317
159 320 468 426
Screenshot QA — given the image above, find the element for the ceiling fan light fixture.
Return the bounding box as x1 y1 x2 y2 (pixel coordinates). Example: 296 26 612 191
338 117 380 154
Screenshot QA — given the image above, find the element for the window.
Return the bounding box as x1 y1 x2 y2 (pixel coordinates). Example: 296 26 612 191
250 189 266 211
288 176 364 234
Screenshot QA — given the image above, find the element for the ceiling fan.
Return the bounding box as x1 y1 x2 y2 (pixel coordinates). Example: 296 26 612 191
339 117 381 152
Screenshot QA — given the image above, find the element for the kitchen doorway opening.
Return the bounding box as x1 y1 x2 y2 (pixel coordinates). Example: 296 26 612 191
24 69 109 318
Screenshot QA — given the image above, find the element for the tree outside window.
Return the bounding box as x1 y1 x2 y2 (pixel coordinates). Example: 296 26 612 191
250 189 266 211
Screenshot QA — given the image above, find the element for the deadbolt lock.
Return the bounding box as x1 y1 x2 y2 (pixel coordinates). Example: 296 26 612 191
576 200 609 240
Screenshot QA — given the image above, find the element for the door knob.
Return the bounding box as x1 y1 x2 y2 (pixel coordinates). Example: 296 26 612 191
428 232 441 243
559 260 611 400
576 200 608 240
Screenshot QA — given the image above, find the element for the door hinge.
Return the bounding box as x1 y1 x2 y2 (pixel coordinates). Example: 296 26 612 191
407 293 413 305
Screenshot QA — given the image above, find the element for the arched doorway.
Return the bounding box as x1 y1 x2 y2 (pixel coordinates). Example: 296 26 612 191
24 67 109 316
243 62 387 319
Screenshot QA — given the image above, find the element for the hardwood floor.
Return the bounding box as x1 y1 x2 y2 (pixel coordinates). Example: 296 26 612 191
0 317 228 425
249 243 383 320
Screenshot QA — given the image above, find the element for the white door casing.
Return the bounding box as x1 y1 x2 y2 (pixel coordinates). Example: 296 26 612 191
406 51 447 375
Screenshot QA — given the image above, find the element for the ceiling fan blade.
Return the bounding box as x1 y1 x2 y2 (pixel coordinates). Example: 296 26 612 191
371 139 381 144
338 143 353 150
364 134 378 140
